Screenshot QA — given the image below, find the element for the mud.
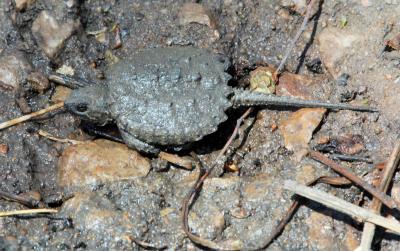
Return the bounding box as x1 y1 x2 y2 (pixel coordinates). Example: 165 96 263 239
1 0 400 250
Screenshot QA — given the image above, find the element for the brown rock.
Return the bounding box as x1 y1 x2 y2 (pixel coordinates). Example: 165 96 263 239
14 0 35 11
344 226 360 251
0 50 32 91
178 3 217 29
391 183 400 203
296 164 316 184
188 205 226 239
0 144 8 154
306 211 338 250
61 192 134 238
276 72 315 100
27 72 49 94
241 173 284 205
15 97 32 114
58 139 151 190
280 108 326 160
318 27 359 78
361 0 373 7
31 11 80 59
242 173 275 201
51 86 72 103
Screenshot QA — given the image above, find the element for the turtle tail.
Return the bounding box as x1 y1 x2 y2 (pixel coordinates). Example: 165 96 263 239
231 90 378 112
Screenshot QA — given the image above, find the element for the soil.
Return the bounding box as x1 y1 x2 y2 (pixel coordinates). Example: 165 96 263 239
1 0 400 250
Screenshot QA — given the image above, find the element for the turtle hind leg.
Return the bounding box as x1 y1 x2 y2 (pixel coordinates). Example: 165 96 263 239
119 129 161 156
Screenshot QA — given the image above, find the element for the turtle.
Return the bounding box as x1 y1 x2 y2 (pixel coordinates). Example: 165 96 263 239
61 47 377 155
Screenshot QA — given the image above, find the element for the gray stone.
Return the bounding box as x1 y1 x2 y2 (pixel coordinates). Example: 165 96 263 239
31 11 80 59
0 50 32 91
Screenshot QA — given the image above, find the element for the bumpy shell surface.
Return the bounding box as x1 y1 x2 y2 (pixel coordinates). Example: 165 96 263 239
107 47 233 146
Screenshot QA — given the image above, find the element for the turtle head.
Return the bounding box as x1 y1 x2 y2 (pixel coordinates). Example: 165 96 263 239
65 84 112 125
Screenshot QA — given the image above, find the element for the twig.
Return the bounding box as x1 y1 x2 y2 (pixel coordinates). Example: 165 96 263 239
275 0 317 75
284 180 400 234
359 140 400 251
181 108 252 250
309 151 398 209
0 191 41 208
0 102 65 130
129 236 167 250
159 152 193 170
0 208 58 217
38 130 84 145
257 175 351 249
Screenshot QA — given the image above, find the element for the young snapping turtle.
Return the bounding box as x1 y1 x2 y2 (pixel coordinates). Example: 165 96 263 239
62 47 376 155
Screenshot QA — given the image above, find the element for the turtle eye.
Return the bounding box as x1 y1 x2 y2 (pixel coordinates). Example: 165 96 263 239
76 103 88 113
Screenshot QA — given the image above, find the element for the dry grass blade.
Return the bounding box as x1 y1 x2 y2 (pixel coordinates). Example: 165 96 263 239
359 140 400 251
257 175 351 249
275 0 317 75
284 180 400 234
0 208 58 217
0 102 65 130
37 130 84 145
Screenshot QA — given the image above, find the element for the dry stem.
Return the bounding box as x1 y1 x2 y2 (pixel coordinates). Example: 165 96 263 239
275 0 317 75
359 140 400 251
0 102 64 130
38 130 83 145
0 208 58 217
309 151 398 209
284 180 400 234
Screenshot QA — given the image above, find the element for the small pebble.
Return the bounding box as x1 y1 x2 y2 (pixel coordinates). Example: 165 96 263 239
27 72 50 94
391 183 400 202
178 3 216 29
15 97 32 114
0 144 8 154
58 139 151 190
280 108 327 161
51 86 72 103
56 65 74 76
31 11 80 58
357 85 368 95
306 58 323 74
276 72 315 100
14 0 35 11
336 73 350 86
0 50 32 91
340 90 357 102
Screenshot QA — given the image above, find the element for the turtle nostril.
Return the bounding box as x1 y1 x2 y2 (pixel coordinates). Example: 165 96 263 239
76 103 88 113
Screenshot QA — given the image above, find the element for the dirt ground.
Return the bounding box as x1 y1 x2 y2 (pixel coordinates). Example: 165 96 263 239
1 0 400 250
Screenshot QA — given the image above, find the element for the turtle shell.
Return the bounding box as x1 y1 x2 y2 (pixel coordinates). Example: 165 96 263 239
107 47 233 146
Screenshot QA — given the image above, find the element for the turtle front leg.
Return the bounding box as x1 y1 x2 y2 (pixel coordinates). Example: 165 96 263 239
119 129 161 155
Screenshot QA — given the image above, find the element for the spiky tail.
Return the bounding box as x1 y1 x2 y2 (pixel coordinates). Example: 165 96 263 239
231 90 378 112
